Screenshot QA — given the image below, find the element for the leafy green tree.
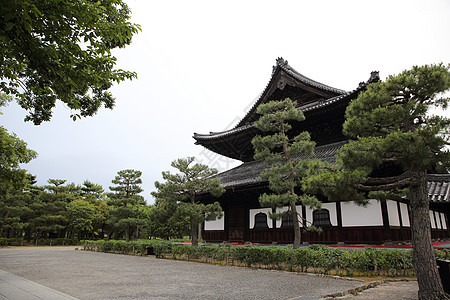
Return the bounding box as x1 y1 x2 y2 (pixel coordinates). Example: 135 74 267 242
66 198 96 239
28 187 71 244
0 0 140 124
0 126 37 195
107 169 146 242
152 157 224 246
147 198 190 240
304 64 450 299
252 98 322 249
0 175 33 238
77 180 107 238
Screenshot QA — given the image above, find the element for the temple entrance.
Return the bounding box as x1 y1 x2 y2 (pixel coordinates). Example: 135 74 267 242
226 207 246 241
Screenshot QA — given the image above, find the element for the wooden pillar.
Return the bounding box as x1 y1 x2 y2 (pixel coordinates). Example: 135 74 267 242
271 207 276 242
301 205 307 242
397 201 403 227
380 200 391 242
336 201 343 243
397 201 404 240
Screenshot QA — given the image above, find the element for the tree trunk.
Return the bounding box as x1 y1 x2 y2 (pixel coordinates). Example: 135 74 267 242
190 215 198 246
35 230 41 246
409 171 449 300
290 202 301 249
198 222 203 242
125 225 130 242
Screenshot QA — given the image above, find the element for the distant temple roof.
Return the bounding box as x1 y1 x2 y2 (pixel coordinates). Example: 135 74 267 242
193 58 379 162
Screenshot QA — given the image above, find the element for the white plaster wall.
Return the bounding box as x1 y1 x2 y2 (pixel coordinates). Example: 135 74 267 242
441 213 447 230
341 200 383 227
435 211 442 229
275 206 303 228
400 203 410 227
204 213 225 230
387 200 400 227
430 210 436 229
249 208 272 229
305 206 314 227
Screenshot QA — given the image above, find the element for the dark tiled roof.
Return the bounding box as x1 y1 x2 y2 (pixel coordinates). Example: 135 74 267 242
274 57 347 95
216 141 345 189
215 145 450 205
193 124 254 141
428 174 450 203
234 57 348 128
193 59 380 143
193 94 350 142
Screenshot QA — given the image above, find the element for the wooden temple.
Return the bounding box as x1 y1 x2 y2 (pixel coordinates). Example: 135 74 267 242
193 58 450 244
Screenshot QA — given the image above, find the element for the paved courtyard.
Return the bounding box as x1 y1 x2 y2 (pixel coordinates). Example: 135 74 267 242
0 246 366 299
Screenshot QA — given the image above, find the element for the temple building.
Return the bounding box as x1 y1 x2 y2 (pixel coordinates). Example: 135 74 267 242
193 58 450 244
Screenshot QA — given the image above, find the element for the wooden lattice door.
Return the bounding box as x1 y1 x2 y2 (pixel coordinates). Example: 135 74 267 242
226 207 246 241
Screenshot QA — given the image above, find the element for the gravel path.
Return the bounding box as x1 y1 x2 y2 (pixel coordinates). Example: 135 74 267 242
0 246 363 299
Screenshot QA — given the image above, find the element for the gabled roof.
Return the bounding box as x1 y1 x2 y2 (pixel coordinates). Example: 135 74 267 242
193 58 380 162
235 58 347 128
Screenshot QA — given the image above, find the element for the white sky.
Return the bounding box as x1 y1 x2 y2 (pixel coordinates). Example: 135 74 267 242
1 0 449 204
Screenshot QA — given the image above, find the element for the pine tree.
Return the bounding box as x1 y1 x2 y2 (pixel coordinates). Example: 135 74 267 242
152 157 224 246
252 98 322 249
305 64 450 299
107 169 146 242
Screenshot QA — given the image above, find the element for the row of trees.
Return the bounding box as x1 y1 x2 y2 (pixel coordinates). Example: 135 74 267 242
0 170 144 243
0 163 223 244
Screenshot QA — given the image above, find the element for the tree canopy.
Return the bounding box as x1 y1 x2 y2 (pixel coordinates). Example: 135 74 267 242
0 126 37 195
1 177 109 243
107 169 146 242
152 157 224 246
0 0 141 124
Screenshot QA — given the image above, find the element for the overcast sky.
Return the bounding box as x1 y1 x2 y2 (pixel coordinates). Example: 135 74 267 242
1 0 449 204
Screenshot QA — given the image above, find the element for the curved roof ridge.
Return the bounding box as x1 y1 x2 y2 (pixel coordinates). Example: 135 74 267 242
234 57 348 128
193 124 253 141
276 57 347 95
427 174 450 180
193 59 380 147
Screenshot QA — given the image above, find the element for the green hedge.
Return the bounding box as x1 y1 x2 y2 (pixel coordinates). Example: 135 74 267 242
82 240 450 277
82 239 172 258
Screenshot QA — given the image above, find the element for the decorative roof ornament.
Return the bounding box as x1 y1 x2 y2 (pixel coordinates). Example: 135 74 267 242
359 71 380 88
276 57 288 67
273 57 288 74
370 71 380 82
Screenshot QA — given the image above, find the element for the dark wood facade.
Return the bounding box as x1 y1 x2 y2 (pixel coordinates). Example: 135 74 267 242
202 182 449 244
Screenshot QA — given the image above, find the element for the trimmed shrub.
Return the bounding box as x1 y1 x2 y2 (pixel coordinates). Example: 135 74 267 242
82 240 417 277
